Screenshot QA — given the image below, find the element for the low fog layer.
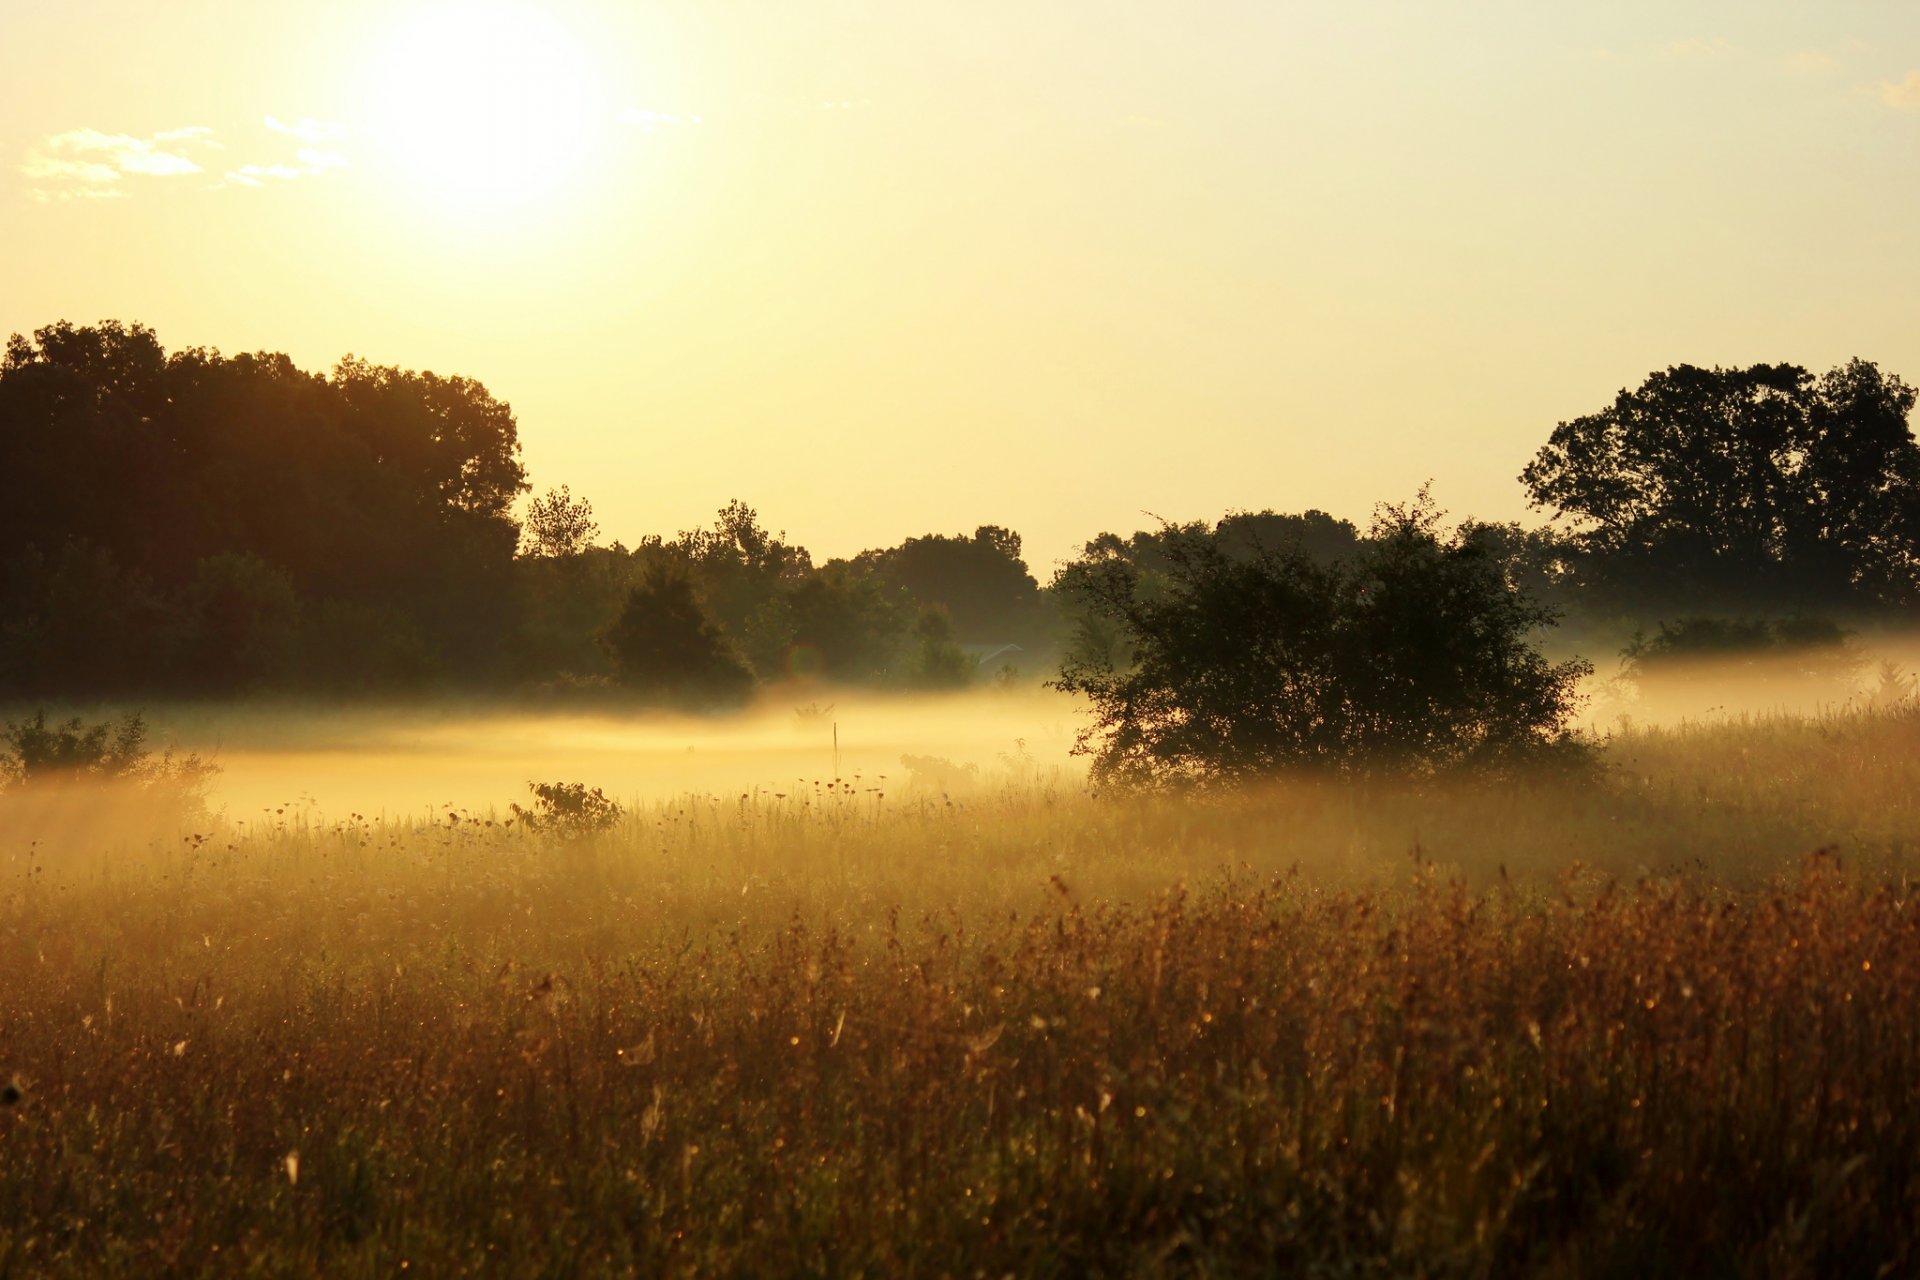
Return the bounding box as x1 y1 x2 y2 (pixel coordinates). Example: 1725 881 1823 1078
152 636 1919 820
176 689 1085 820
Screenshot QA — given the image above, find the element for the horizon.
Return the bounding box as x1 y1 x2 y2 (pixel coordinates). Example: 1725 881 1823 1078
5 1 1918 570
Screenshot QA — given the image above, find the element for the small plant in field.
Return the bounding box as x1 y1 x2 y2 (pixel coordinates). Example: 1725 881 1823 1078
508 780 624 838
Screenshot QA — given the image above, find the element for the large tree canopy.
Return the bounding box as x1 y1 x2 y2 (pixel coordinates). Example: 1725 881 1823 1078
855 525 1051 648
1520 360 1920 612
0 320 528 693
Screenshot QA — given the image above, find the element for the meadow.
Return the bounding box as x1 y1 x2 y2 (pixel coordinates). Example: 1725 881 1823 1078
4 701 1920 1276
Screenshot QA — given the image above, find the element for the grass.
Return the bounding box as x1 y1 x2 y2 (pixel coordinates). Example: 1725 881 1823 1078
3 707 1920 1275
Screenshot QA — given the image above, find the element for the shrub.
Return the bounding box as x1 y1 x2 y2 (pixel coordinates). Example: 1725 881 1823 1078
0 709 218 817
509 781 624 839
1053 495 1592 785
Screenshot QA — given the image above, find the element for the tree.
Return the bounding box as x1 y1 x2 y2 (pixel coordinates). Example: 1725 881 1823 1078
0 320 530 694
1520 360 1920 613
521 485 600 558
1053 497 1591 786
671 501 812 640
601 566 756 708
164 552 302 693
760 561 912 683
857 525 1049 646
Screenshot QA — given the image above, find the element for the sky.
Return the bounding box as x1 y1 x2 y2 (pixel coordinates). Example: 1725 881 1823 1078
3 0 1917 573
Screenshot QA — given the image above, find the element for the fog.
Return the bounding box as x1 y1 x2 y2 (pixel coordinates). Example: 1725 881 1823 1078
167 688 1086 821
22 632 1920 833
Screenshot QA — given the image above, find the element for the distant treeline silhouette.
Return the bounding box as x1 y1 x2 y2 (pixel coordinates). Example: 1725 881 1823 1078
3 321 1916 720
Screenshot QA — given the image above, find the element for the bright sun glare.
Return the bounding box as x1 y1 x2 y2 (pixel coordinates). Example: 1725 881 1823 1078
364 3 609 219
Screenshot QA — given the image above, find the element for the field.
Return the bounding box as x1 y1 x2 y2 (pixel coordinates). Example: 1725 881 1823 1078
4 703 1920 1276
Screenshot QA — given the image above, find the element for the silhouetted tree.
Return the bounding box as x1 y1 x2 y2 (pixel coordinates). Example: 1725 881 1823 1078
1054 497 1591 785
0 320 530 694
671 501 812 640
521 485 600 559
1521 360 1920 613
858 526 1050 647
602 566 756 708
0 541 165 697
754 561 912 683
163 553 302 694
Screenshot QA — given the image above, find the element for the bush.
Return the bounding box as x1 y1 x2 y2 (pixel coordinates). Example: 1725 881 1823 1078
1053 495 1593 785
0 709 218 817
509 781 624 839
1 710 151 783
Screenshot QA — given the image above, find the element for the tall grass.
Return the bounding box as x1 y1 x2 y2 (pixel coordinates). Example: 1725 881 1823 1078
3 707 1919 1274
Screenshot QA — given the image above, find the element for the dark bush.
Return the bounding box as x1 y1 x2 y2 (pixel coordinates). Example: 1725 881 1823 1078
1053 495 1592 785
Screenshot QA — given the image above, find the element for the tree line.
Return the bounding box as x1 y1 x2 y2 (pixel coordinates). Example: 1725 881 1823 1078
4 320 1916 776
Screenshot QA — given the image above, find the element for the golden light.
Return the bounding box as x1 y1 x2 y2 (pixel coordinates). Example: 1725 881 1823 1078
361 2 611 220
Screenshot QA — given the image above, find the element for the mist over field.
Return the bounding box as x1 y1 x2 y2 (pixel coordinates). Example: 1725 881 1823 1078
7 1 1920 1265
132 622 1917 819
189 689 1084 819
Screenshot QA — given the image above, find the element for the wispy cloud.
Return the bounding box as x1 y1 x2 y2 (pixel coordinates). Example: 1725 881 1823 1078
1878 71 1920 109
221 118 348 187
264 116 341 146
20 126 218 199
17 117 351 201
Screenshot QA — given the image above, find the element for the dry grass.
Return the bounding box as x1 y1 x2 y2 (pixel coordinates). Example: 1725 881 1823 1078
4 708 1920 1275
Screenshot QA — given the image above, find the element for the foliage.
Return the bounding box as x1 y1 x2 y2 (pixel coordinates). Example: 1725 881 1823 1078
753 560 911 682
601 566 757 708
164 552 303 693
0 321 527 696
1521 359 1920 612
1055 495 1592 784
1 710 151 783
507 780 624 838
0 540 167 697
670 501 812 639
857 525 1052 648
0 709 217 808
521 485 600 559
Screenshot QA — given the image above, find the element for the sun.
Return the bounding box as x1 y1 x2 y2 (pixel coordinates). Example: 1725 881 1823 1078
362 3 611 220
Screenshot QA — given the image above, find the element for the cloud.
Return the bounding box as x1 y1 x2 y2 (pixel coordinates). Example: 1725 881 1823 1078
222 148 347 187
217 117 348 188
1879 71 1920 109
265 116 344 146
19 126 216 198
18 117 350 201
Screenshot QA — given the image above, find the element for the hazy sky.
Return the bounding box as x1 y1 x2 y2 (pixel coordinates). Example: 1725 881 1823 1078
4 1 1917 571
